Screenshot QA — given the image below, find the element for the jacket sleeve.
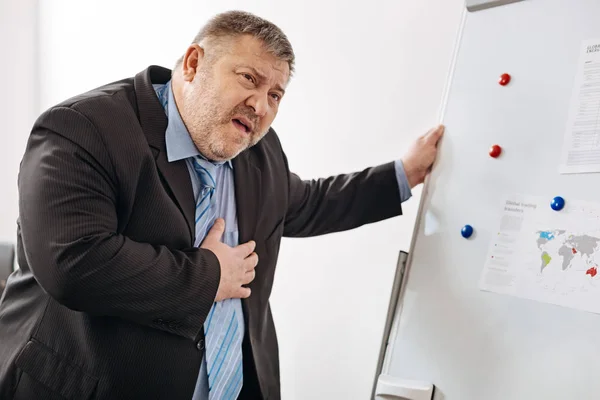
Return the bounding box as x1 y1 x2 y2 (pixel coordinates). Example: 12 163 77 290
18 106 220 341
281 151 403 238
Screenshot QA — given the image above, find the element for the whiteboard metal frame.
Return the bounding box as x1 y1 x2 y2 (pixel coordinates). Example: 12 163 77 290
465 0 525 12
372 5 468 391
370 251 409 400
372 0 531 395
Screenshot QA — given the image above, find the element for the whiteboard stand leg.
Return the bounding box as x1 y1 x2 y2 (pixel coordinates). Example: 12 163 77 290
370 250 409 400
374 375 434 400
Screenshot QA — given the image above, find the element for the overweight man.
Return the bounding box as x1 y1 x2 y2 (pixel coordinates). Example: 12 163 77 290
0 10 443 400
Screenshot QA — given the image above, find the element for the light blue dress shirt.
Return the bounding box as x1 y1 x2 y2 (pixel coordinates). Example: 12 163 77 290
153 80 412 399
154 81 244 399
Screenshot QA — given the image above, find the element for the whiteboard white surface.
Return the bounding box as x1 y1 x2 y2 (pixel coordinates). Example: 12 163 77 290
383 1 600 399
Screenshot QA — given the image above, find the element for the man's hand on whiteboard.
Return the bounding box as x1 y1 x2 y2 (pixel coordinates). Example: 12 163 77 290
401 125 444 188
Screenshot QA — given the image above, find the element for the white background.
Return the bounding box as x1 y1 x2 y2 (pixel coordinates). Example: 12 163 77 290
2 1 464 398
0 0 37 243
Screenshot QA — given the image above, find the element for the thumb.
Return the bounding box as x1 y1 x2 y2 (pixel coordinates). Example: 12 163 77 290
205 218 225 242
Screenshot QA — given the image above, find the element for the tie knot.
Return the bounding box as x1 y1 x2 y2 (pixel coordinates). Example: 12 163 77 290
192 157 217 189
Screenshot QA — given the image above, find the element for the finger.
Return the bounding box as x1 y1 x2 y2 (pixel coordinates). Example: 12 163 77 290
237 287 251 299
237 240 256 257
243 269 256 285
204 218 225 241
244 252 259 271
426 125 445 143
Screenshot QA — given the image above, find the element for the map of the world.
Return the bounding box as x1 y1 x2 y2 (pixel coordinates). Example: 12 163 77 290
537 230 600 277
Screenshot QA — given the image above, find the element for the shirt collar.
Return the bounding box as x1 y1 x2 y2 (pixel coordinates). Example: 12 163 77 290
155 80 232 169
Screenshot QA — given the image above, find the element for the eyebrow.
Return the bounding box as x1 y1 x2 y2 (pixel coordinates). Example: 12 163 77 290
241 65 286 96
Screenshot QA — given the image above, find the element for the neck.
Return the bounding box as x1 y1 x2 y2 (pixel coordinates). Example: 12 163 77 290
169 71 224 164
171 70 185 112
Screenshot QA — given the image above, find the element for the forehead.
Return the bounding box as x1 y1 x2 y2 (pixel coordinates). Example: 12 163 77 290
221 35 290 86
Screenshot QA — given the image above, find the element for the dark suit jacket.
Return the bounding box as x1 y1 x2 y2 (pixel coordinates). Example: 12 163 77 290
0 66 402 400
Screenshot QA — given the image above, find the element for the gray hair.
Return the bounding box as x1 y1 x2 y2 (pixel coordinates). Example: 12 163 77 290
175 10 295 76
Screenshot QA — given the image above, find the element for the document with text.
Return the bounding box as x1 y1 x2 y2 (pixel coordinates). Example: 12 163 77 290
560 38 600 174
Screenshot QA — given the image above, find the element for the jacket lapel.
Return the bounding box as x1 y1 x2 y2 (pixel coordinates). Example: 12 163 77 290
134 66 195 243
233 150 261 338
232 151 261 245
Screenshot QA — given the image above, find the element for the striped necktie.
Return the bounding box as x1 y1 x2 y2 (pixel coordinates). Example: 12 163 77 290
191 157 244 399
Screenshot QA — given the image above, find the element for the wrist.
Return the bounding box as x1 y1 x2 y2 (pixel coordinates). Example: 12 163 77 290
401 159 418 189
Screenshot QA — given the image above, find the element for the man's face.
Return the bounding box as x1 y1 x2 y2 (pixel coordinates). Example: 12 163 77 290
179 35 289 162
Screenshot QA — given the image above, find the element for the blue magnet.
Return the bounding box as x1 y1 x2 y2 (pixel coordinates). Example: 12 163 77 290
551 196 565 211
461 225 474 239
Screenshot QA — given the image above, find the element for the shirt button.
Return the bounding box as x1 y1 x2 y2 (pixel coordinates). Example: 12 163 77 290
197 339 204 351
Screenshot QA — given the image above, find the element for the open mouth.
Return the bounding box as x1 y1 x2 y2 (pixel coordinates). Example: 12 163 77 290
232 119 250 133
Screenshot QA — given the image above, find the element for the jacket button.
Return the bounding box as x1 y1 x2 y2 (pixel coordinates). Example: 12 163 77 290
197 339 204 351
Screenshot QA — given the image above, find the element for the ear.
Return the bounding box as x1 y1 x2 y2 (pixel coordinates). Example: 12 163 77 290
181 44 205 82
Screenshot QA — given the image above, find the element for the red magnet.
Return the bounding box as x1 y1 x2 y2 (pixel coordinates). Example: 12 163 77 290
499 73 511 86
489 144 502 158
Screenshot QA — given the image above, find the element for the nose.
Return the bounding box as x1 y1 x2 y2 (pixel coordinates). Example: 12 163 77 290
245 92 269 118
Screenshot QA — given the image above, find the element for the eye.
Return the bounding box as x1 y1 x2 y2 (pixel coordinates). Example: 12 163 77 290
270 93 281 102
242 73 255 84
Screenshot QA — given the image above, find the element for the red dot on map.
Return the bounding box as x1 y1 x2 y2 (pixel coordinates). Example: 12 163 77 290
572 248 577 254
586 267 597 277
499 73 511 86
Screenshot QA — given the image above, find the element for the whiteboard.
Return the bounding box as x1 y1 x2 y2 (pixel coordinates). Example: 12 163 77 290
380 1 600 399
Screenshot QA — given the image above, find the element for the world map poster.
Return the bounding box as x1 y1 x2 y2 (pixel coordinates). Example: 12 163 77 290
479 194 600 314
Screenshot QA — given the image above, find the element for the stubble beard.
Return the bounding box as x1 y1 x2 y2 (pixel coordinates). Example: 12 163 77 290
183 88 267 162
